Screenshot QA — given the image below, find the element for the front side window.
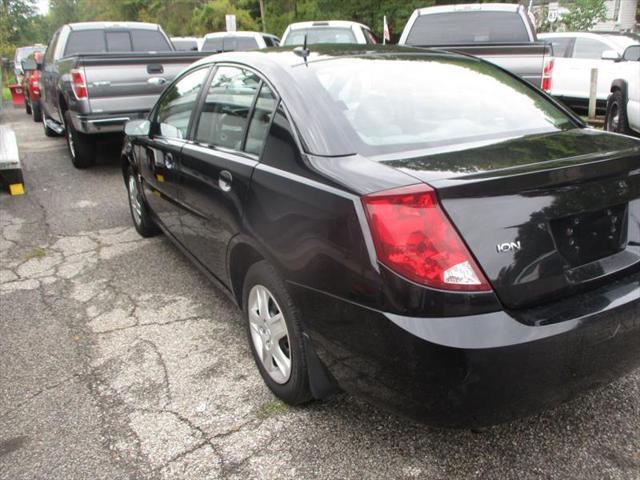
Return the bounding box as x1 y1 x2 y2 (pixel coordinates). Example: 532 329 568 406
283 27 357 46
195 66 260 150
156 67 210 139
308 57 574 154
45 31 60 63
245 84 277 155
573 37 609 59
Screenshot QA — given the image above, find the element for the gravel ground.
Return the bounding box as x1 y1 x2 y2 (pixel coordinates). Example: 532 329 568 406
1 104 639 480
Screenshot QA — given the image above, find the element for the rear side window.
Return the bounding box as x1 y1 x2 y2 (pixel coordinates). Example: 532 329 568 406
64 30 106 55
195 66 260 150
405 12 530 45
155 67 210 139
245 84 277 155
65 29 171 56
130 30 171 52
283 27 357 46
572 37 609 59
544 37 573 57
202 37 223 52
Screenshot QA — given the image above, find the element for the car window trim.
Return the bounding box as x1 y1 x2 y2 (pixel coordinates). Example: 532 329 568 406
150 65 212 141
188 61 283 161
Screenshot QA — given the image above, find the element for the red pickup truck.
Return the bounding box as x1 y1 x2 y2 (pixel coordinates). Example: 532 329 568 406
20 50 45 122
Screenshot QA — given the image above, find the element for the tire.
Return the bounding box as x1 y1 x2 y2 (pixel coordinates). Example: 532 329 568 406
243 261 312 405
24 98 32 115
42 109 58 137
605 90 632 135
126 167 160 238
32 101 42 123
64 110 96 169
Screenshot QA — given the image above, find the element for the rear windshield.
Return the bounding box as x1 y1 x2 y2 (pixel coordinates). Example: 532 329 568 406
201 36 258 52
172 39 198 51
406 12 530 45
283 27 356 46
15 46 43 62
308 56 574 155
64 29 172 56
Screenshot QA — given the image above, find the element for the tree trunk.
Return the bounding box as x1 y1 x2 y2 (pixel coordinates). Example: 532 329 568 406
259 0 266 33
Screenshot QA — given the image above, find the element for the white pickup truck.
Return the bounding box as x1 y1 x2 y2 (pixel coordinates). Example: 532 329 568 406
604 44 640 136
538 32 639 115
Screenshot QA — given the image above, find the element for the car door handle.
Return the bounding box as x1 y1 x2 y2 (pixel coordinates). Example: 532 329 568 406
219 170 232 192
148 77 167 86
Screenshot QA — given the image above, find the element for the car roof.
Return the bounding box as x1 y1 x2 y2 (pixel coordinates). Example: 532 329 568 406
286 20 371 30
414 3 521 15
67 21 161 31
204 31 269 39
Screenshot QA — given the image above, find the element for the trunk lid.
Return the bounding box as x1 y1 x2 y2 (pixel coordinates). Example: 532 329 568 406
380 128 640 309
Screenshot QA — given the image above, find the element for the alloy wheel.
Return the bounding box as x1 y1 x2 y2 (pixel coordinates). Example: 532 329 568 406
248 285 292 384
128 174 143 226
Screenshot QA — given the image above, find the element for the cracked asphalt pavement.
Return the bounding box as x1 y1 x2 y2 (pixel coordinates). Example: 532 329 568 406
1 104 639 480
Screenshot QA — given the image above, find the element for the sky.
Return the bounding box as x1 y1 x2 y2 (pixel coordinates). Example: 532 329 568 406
37 0 49 14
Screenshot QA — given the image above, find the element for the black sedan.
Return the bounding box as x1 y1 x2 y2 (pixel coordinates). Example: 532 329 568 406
121 46 640 427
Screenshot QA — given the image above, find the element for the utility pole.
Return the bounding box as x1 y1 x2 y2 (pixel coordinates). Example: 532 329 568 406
259 0 266 33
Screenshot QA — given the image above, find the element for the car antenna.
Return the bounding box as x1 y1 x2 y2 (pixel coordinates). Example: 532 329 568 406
293 34 310 64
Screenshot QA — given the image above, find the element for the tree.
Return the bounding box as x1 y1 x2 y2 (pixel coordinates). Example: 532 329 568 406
0 0 38 58
561 0 607 31
191 0 258 35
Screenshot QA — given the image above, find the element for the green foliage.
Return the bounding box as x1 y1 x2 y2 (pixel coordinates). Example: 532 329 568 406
191 0 259 35
560 0 607 31
1 0 39 57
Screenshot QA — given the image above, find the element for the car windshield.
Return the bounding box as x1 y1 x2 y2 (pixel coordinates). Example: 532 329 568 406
16 46 42 62
283 27 356 46
406 11 530 45
308 56 574 155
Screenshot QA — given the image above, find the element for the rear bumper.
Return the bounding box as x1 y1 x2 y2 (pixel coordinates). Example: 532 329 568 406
69 110 149 135
291 270 640 427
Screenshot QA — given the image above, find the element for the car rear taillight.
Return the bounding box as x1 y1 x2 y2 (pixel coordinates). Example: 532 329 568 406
541 59 554 92
70 69 88 99
362 184 491 291
29 71 40 95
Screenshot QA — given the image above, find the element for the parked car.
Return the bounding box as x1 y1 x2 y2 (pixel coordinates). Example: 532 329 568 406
538 32 639 114
20 51 44 122
13 44 45 83
398 3 552 87
171 36 200 51
201 31 279 52
605 44 640 136
40 21 207 168
121 46 640 427
281 20 376 46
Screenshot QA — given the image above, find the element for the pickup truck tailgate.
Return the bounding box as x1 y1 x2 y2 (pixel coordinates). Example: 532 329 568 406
82 53 205 114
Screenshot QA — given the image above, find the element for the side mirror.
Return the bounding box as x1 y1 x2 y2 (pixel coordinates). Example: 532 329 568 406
622 45 640 62
124 119 151 137
601 49 620 61
21 58 37 71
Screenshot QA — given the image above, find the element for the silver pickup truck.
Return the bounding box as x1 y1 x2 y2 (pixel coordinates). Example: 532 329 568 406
39 22 207 168
398 3 552 88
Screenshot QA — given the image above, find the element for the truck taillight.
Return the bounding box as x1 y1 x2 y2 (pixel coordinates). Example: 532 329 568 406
29 71 41 95
541 59 554 92
70 69 88 99
362 184 491 292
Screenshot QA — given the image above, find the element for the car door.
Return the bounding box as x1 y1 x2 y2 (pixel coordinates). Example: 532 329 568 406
178 65 277 284
41 29 61 120
137 66 210 236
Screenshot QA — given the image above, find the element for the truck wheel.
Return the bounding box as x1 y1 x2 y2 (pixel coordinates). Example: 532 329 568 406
126 167 160 237
605 91 632 135
64 111 96 169
42 110 58 137
24 98 32 115
32 101 42 123
242 261 313 406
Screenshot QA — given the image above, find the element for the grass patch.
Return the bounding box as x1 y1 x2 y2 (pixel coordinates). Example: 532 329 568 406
258 399 289 418
24 247 46 260
2 86 10 102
